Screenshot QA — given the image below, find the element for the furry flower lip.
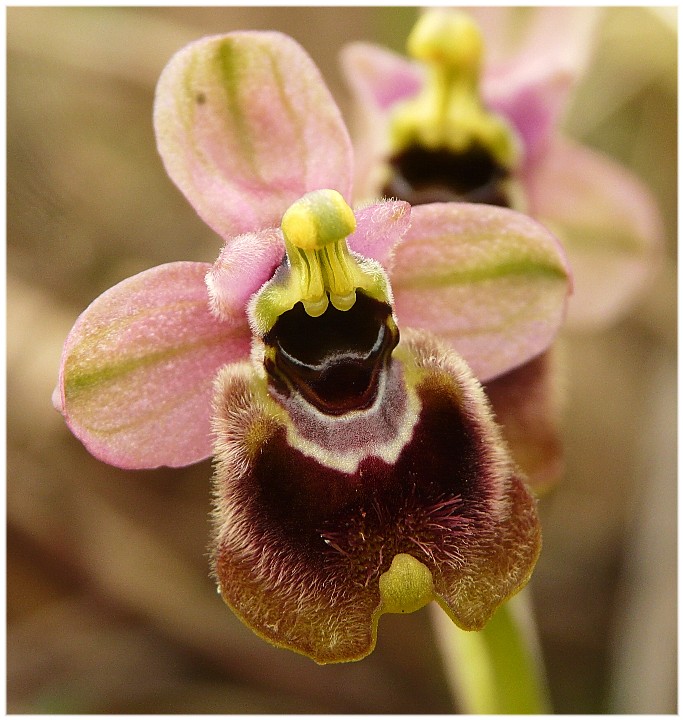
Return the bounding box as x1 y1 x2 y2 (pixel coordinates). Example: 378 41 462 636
53 30 571 663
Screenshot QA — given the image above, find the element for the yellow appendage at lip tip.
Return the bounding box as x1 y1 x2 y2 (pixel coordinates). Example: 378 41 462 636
389 10 519 168
378 553 435 615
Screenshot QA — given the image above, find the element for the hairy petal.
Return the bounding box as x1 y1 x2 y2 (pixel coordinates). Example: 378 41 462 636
154 32 353 239
403 331 541 632
434 468 540 631
206 227 285 322
484 350 564 493
524 136 664 329
347 200 412 268
56 262 251 469
389 203 572 382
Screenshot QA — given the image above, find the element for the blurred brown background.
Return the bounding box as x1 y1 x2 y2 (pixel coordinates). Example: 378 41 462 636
7 7 677 713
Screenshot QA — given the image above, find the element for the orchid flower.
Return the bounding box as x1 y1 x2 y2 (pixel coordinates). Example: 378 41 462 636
341 8 663 329
53 31 571 664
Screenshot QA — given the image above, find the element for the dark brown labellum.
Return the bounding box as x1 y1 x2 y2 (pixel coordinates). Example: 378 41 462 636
210 329 541 663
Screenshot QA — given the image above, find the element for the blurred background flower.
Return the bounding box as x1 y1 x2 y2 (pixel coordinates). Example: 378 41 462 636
7 6 676 713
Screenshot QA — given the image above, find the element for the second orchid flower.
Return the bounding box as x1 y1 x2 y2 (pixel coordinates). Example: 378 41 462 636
342 8 662 329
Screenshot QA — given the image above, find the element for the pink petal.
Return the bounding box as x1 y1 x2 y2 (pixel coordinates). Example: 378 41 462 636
206 227 285 322
481 8 600 159
524 136 664 329
57 262 252 469
389 203 571 382
340 42 422 112
484 64 574 163
154 32 353 240
347 200 411 267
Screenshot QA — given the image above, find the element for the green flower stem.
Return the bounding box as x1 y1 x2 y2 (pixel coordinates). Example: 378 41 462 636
431 590 551 713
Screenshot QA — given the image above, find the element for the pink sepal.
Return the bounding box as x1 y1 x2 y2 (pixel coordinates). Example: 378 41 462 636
390 203 572 382
154 32 353 240
525 135 664 329
57 262 251 469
